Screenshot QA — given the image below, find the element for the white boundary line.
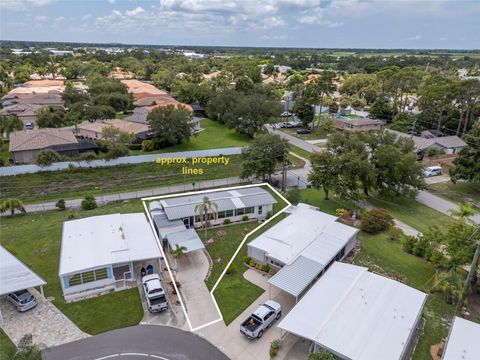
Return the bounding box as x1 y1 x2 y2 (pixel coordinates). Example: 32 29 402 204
141 183 291 332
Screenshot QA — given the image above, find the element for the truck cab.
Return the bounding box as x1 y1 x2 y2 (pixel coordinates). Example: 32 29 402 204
142 273 168 313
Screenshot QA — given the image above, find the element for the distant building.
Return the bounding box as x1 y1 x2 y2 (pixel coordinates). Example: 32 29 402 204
50 50 74 56
1 103 45 126
9 128 97 164
389 130 468 155
274 65 292 73
340 106 370 119
75 119 153 141
335 117 385 132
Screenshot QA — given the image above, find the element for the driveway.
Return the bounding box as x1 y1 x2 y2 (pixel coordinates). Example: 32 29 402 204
195 269 300 360
175 250 222 330
43 325 229 360
425 174 450 185
0 289 88 348
266 125 324 153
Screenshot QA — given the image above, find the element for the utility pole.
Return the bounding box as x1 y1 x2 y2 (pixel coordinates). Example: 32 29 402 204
455 227 480 315
281 140 288 193
410 117 418 139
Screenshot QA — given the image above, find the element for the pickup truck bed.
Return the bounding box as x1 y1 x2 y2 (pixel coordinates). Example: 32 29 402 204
241 317 262 332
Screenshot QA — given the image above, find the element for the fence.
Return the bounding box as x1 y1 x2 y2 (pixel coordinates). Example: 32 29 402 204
1 147 243 176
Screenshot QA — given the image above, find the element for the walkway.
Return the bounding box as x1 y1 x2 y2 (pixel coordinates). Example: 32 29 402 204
15 177 246 213
0 289 88 348
266 125 324 153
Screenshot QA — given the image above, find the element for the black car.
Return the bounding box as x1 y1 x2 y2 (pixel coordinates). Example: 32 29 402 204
296 128 311 135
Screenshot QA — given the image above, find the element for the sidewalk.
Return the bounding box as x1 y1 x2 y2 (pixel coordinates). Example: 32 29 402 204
15 177 247 214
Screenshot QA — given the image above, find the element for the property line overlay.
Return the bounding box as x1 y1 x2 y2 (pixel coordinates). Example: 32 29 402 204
142 182 291 332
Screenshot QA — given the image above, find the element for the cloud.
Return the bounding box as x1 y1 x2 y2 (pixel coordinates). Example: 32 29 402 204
0 0 56 11
55 16 64 21
107 0 115 4
125 6 145 17
407 34 422 41
81 14 92 21
34 15 47 22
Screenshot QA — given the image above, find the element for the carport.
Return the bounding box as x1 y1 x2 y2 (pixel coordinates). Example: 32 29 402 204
0 245 46 323
167 229 205 253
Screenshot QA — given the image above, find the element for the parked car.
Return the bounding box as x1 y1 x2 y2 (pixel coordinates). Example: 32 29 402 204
25 122 34 130
296 128 311 135
240 300 282 339
142 273 168 313
276 122 288 128
280 111 293 117
424 166 442 177
6 289 37 312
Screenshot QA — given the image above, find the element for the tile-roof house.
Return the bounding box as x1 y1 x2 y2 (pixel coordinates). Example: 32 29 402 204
9 128 96 164
75 119 153 141
389 130 467 155
1 103 45 125
335 116 385 132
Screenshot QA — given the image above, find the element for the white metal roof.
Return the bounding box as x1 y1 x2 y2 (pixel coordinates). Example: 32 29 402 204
167 229 205 253
278 262 427 360
248 204 358 265
0 245 46 296
442 317 480 360
59 213 162 276
158 187 276 220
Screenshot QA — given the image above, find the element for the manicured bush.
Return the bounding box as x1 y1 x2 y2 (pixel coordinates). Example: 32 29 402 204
127 143 142 150
249 260 256 267
261 265 270 273
269 340 280 358
243 256 251 264
77 153 98 162
226 264 236 275
242 215 249 221
36 149 64 167
142 139 155 152
55 199 66 211
286 187 300 205
403 235 416 254
255 264 262 270
223 218 231 225
360 208 394 234
81 195 97 210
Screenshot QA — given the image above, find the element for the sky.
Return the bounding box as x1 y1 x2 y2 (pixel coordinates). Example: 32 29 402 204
0 0 479 49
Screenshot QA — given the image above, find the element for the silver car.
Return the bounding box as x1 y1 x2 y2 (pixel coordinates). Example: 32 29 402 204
6 289 38 312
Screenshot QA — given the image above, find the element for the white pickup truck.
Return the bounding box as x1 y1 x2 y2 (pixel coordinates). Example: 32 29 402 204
142 274 168 313
240 300 282 339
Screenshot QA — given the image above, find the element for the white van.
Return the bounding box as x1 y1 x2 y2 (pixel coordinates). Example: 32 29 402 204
424 166 442 177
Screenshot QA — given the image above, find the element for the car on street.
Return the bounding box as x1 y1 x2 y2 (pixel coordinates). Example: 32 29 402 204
424 166 442 177
6 289 38 312
280 111 293 117
296 128 311 135
25 122 34 130
240 300 282 339
142 273 168 313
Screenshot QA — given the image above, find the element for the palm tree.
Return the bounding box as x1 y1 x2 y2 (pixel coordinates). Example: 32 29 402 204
433 270 464 305
0 198 26 216
0 115 23 137
194 196 218 240
172 244 187 272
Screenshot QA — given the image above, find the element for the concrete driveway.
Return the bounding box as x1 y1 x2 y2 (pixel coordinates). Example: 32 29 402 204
0 289 88 348
175 250 222 329
195 269 301 360
43 325 229 360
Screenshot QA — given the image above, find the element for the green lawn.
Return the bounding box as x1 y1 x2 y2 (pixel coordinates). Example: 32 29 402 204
368 195 455 233
206 187 289 325
354 232 455 360
0 330 16 360
1 155 244 203
298 188 354 215
288 144 313 160
0 201 145 335
130 119 251 155
427 181 480 205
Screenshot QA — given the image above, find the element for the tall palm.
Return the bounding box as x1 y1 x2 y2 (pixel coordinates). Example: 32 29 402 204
0 115 23 137
0 198 26 216
172 244 187 271
194 196 218 240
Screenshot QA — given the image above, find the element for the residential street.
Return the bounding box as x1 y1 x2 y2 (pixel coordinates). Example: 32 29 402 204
265 124 324 153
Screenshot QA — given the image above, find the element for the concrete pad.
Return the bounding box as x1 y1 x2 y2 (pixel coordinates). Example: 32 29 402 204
0 289 88 348
175 250 221 329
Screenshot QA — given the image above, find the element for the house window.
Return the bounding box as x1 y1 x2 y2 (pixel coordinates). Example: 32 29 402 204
258 206 263 215
236 208 245 216
68 267 109 287
244 207 254 214
335 246 346 261
217 211 226 219
225 209 234 217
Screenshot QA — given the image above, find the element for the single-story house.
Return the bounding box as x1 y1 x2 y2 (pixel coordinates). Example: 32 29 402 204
75 119 153 141
340 106 370 118
389 130 468 155
59 213 162 301
442 316 480 360
0 245 47 321
248 204 358 299
1 103 45 126
152 187 277 229
9 128 97 164
278 262 428 360
0 93 64 108
335 117 385 132
122 107 150 124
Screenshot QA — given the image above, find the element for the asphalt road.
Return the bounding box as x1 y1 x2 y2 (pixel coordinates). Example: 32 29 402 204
42 325 230 360
265 124 324 153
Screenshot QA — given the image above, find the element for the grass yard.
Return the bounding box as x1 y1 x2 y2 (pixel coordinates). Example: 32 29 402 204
1 155 244 203
288 144 313 160
205 187 289 325
0 200 145 335
130 119 251 155
368 195 455 233
354 232 455 360
298 188 354 215
0 329 16 360
427 181 480 205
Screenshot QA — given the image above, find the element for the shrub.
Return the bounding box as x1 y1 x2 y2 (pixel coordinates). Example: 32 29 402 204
36 149 64 167
261 265 270 273
249 260 256 267
68 163 76 171
255 264 262 270
386 227 403 241
243 256 251 264
142 139 155 152
55 199 66 211
403 235 416 254
226 264 236 275
269 340 280 358
127 143 142 150
266 211 273 219
242 215 249 221
67 213 76 220
81 195 97 210
268 268 277 276
425 147 445 157
308 351 336 360
223 218 231 225
78 152 97 162
335 208 347 217
360 208 394 234
95 139 110 153
105 142 129 160
286 187 301 205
